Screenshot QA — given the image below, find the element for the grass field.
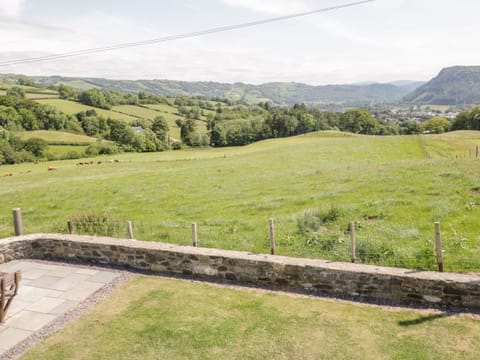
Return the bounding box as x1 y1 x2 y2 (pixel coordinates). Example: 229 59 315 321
144 103 181 114
15 131 97 145
21 276 480 360
25 93 59 99
35 99 137 122
1 131 480 271
112 105 166 120
0 84 58 99
112 104 183 139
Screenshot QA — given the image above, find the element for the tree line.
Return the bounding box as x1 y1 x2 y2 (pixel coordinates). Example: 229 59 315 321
2 82 480 165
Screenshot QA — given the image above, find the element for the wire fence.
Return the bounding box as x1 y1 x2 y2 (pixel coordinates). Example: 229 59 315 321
1 210 479 273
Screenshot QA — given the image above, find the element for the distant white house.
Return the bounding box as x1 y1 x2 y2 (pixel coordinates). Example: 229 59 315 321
132 126 143 133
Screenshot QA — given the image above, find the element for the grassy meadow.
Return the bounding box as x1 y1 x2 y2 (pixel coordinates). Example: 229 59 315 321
112 104 184 139
35 99 137 122
15 130 98 159
21 276 480 360
1 131 480 271
16 130 98 145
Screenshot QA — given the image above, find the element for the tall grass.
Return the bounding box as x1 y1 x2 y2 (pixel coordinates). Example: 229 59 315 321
1 132 480 271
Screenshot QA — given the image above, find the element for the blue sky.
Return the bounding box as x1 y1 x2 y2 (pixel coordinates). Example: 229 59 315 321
1 0 479 84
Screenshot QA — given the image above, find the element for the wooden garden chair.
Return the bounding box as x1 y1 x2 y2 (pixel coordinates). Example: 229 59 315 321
0 271 21 324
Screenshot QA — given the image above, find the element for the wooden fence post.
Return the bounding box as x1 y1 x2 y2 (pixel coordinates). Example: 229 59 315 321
127 221 134 240
434 222 444 272
67 221 73 234
350 222 356 263
12 208 23 236
192 222 198 247
269 219 275 255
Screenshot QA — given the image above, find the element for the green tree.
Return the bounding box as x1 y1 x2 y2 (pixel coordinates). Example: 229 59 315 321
422 117 451 134
176 118 197 146
0 106 21 130
58 84 78 100
339 109 379 135
17 77 36 87
6 87 25 98
107 118 136 149
451 107 480 130
18 108 38 130
152 116 169 145
79 89 111 109
23 138 48 157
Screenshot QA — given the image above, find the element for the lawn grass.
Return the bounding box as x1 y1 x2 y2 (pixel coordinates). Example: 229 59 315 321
1 132 480 271
35 99 137 122
20 276 480 360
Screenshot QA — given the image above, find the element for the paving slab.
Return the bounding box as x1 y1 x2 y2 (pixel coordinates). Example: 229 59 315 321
0 260 120 358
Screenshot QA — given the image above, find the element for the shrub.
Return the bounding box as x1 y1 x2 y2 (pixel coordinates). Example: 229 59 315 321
69 213 125 237
85 142 119 156
296 207 343 234
356 240 396 264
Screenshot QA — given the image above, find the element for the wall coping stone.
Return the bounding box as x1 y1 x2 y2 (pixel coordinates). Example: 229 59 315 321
2 233 479 284
2 234 480 311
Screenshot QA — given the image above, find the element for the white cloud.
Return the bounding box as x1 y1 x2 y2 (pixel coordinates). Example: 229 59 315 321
0 0 25 18
221 0 309 15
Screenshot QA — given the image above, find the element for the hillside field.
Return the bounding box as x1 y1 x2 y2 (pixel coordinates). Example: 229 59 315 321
1 131 480 271
35 99 137 122
15 130 98 145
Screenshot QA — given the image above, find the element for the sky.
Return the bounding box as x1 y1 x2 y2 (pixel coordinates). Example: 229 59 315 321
0 0 479 85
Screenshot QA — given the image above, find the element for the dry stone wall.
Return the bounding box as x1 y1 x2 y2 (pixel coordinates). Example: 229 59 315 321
1 234 480 311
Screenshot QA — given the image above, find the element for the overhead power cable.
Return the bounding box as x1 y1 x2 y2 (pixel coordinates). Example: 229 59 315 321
0 0 375 67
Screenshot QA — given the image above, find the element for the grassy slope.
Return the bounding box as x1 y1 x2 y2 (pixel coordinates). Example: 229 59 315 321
112 104 182 139
116 103 208 137
21 276 480 360
1 132 480 270
112 105 165 120
15 131 97 144
35 99 137 122
25 93 59 99
15 130 97 157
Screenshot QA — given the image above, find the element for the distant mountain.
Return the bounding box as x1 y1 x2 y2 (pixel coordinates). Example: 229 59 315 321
387 80 425 93
0 73 422 105
404 66 480 105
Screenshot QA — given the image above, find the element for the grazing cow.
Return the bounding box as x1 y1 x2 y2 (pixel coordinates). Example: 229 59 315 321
97 161 102 165
2 173 12 177
25 169 32 174
48 166 57 171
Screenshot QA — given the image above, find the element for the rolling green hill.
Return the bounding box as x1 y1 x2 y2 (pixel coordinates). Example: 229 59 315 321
404 66 480 105
0 74 422 106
